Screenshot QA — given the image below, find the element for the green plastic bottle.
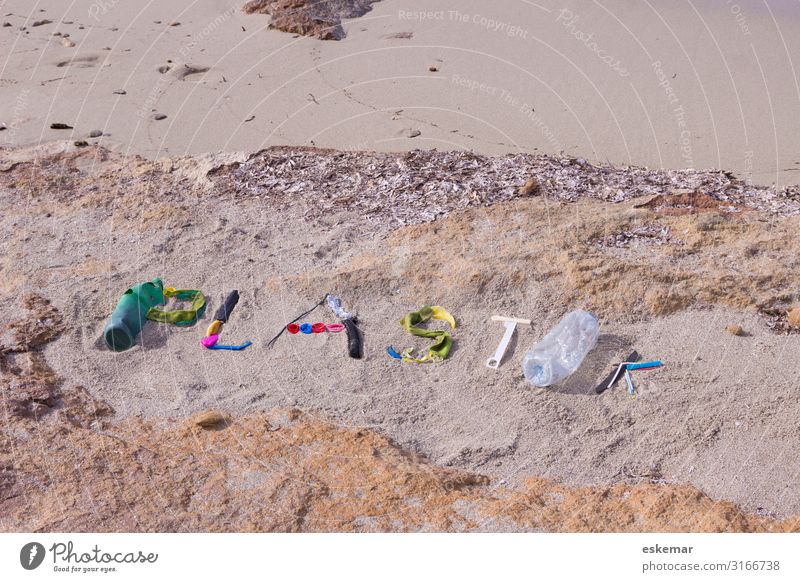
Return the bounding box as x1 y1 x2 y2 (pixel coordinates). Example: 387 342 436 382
104 278 165 351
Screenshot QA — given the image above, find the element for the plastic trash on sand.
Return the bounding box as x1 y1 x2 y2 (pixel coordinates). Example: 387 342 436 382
104 278 165 351
522 310 599 387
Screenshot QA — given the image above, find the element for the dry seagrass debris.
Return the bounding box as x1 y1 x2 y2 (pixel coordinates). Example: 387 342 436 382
764 310 800 335
595 224 682 248
211 148 800 230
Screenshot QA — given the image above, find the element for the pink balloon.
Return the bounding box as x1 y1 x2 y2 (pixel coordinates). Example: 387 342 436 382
201 334 219 348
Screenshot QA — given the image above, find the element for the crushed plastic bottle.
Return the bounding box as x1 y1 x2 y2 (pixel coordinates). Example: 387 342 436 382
522 310 600 387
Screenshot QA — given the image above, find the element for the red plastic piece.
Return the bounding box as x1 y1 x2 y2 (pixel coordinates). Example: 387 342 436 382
311 322 327 333
287 323 300 334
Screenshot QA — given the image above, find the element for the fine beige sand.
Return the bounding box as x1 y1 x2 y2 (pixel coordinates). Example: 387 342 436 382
2 0 800 186
3 1 800 532
2 143 799 521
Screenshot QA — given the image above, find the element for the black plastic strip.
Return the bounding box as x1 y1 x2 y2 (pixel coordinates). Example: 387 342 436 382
595 350 639 394
213 290 240 323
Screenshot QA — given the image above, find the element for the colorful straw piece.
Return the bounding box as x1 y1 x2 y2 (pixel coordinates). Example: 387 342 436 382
602 359 663 392
207 341 253 351
626 360 663 371
605 361 638 391
595 351 638 393
624 369 635 397
623 360 663 397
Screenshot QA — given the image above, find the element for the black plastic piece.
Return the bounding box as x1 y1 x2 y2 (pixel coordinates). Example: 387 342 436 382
595 350 639 394
343 318 363 359
213 290 240 323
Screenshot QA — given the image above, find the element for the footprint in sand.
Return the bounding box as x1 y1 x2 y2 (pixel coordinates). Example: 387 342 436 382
172 64 210 81
156 63 209 81
383 31 413 39
55 55 99 68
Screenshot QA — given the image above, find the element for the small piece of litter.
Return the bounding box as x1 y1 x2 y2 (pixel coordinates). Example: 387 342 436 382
726 324 744 336
194 410 226 428
518 178 540 196
624 369 635 396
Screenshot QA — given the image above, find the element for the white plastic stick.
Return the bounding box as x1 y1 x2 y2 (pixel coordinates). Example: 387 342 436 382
487 316 531 369
606 361 640 390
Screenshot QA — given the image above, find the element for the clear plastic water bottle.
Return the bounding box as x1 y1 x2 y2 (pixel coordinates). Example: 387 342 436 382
523 310 600 387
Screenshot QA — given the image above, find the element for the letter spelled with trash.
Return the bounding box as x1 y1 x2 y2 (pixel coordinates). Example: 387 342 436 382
522 310 599 387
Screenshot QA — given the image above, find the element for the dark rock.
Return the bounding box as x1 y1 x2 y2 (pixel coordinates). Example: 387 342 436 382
242 0 380 40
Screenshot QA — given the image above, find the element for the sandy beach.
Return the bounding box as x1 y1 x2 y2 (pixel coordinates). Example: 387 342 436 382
2 0 800 186
2 1 800 534
2 141 800 531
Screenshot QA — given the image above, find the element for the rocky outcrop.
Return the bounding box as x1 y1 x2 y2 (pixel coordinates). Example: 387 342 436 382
2 295 66 419
5 407 797 532
243 0 381 40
